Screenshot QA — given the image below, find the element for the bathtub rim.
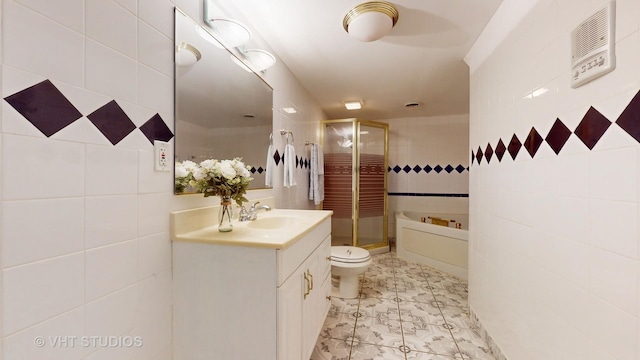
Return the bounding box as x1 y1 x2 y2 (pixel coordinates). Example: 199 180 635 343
395 212 469 241
395 211 469 280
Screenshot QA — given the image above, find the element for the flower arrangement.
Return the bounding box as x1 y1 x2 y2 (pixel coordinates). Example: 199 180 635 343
175 158 253 206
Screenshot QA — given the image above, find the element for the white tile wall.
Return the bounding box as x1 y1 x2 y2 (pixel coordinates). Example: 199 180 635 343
468 0 640 358
0 0 326 359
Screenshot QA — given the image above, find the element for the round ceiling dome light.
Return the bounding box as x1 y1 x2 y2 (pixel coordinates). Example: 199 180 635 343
343 1 399 42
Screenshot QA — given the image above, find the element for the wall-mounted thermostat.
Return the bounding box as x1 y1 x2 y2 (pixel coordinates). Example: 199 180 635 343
571 1 615 88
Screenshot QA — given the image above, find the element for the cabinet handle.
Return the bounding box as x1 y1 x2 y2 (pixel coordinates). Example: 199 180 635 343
326 296 332 301
303 271 310 299
307 269 314 291
326 256 331 261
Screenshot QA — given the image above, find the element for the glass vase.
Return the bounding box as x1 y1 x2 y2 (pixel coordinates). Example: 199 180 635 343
218 196 233 232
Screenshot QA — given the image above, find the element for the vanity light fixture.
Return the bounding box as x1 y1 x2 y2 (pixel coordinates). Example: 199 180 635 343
204 18 252 48
204 0 252 49
176 42 201 67
242 49 276 72
232 49 277 73
344 100 363 110
343 1 399 42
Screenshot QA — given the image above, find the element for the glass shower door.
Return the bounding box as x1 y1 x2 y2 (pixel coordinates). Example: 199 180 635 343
322 121 356 246
355 122 388 249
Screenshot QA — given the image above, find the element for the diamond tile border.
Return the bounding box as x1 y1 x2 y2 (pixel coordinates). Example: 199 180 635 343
377 163 471 175
5 79 174 145
472 90 640 167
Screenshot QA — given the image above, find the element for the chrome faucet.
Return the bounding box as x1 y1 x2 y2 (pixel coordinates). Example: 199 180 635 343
239 201 272 221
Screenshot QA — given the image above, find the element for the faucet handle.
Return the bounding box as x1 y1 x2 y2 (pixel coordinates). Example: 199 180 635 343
250 201 260 210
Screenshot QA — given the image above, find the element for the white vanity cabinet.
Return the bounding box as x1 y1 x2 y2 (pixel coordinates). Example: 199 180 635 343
172 211 332 360
277 229 331 360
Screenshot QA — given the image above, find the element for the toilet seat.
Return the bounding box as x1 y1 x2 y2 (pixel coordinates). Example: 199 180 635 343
331 246 371 264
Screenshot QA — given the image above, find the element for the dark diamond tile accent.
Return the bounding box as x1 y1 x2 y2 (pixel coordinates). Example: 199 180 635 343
508 134 522 160
545 118 572 155
434 165 443 173
393 165 401 173
574 106 611 150
423 165 432 173
295 155 300 168
485 143 494 163
524 127 544 158
139 113 173 144
257 167 264 174
616 90 640 143
413 165 422 173
4 79 82 137
250 167 257 174
402 165 411 173
388 166 392 172
471 150 475 165
476 146 483 164
87 100 136 145
455 165 465 173
444 165 454 173
495 139 506 162
273 150 281 165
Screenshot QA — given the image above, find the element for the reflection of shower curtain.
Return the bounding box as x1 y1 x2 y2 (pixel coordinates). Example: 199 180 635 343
359 154 385 218
323 153 384 218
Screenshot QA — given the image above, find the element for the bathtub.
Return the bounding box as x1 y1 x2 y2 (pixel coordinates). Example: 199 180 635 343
395 211 469 280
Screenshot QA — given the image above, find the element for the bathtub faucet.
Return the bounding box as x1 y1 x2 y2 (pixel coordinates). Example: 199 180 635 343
239 201 272 221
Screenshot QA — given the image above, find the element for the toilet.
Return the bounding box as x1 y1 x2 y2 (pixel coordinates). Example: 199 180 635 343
330 246 372 299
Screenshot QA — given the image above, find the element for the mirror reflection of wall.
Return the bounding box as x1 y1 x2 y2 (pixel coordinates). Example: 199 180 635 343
174 8 273 193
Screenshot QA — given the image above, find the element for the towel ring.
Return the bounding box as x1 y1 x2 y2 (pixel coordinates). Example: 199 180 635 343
280 129 294 145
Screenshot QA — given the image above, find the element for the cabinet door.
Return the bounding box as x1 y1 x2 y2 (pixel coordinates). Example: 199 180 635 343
277 269 303 360
302 237 332 359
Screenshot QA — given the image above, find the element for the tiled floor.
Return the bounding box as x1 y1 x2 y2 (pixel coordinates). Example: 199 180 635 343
311 250 495 360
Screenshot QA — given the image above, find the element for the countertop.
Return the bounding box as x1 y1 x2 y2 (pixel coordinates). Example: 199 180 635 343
171 207 333 249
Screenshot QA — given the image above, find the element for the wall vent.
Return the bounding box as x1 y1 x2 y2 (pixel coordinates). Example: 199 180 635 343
571 1 615 88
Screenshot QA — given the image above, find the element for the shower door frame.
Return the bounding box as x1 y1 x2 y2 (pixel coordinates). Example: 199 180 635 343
320 118 389 251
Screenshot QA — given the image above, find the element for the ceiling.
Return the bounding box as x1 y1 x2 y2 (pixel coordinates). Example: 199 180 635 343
228 0 504 120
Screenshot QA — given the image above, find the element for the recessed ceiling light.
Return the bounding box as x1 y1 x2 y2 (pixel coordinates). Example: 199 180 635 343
282 107 297 114
344 101 363 110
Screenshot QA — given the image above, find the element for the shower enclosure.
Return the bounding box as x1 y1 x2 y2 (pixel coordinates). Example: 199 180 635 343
321 119 389 252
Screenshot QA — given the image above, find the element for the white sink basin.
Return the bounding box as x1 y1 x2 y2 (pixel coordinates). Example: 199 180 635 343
247 216 301 229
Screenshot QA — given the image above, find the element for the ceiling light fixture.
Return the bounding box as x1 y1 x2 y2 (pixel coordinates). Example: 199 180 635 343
176 42 201 67
343 1 399 42
344 101 363 110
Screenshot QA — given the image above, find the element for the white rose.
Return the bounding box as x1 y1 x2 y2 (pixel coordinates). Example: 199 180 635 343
192 168 205 180
200 159 216 171
175 165 189 178
182 160 198 172
219 160 237 179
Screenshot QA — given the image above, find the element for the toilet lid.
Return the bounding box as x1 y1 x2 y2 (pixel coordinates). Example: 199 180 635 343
331 246 371 263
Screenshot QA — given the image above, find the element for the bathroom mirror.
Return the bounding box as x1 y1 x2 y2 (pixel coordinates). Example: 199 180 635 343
174 9 273 193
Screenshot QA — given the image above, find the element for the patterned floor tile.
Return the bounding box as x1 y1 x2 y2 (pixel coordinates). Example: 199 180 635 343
319 313 356 340
349 342 407 360
401 321 460 355
353 319 404 347
398 303 445 325
311 337 353 360
439 306 474 330
316 251 494 360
